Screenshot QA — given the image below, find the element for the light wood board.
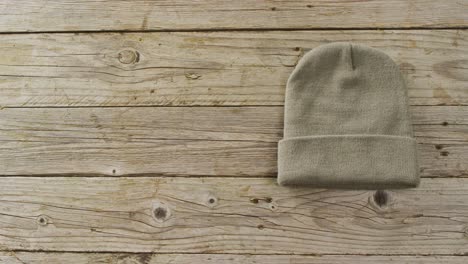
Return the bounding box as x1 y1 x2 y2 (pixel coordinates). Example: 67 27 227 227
0 1 467 260
0 30 466 107
0 106 466 177
0 177 467 254
0 1 466 32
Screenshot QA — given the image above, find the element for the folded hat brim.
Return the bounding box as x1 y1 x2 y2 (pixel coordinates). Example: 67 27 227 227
278 135 419 189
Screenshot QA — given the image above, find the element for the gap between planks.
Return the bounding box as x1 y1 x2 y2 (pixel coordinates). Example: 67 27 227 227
0 0 467 32
2 252 468 264
0 26 468 35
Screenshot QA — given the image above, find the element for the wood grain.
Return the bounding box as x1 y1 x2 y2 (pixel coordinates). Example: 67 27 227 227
0 0 466 260
0 1 466 32
0 30 466 107
1 252 468 264
0 177 467 254
0 106 466 177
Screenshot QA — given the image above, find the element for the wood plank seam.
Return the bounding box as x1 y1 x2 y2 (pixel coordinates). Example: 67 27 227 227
0 26 468 35
1 253 468 264
0 0 467 32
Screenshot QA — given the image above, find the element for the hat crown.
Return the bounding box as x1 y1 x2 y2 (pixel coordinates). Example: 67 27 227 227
284 42 413 138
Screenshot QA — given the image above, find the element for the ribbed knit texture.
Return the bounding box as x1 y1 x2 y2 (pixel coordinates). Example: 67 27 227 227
278 42 419 189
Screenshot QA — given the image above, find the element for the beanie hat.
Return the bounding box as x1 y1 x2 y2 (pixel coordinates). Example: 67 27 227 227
278 43 419 189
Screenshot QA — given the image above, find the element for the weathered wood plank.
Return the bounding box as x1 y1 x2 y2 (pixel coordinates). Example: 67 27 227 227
0 177 467 254
0 30 466 107
0 106 466 177
1 252 468 264
0 1 466 32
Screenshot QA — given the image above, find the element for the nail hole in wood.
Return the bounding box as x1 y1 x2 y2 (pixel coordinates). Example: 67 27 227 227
440 151 449 156
442 121 449 126
257 224 265 230
294 47 301 51
37 215 48 226
435 145 443 150
250 198 259 204
112 169 116 174
208 198 216 204
373 190 388 207
271 7 276 11
306 4 313 8
250 197 272 203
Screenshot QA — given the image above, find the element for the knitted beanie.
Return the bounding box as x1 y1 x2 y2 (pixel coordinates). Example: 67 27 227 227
278 43 419 189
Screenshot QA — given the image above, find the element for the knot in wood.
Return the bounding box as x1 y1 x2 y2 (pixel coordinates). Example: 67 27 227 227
153 207 167 220
373 190 389 207
118 50 140 64
152 201 171 223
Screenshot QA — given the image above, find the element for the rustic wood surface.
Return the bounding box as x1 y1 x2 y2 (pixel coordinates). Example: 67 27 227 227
0 106 466 177
0 0 467 263
0 1 466 32
0 30 466 107
1 253 468 264
0 177 468 254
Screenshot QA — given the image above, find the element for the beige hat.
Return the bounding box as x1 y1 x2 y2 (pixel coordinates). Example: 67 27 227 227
278 43 419 189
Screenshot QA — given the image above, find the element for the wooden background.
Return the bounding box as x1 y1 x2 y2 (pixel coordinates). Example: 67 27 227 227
0 1 467 263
